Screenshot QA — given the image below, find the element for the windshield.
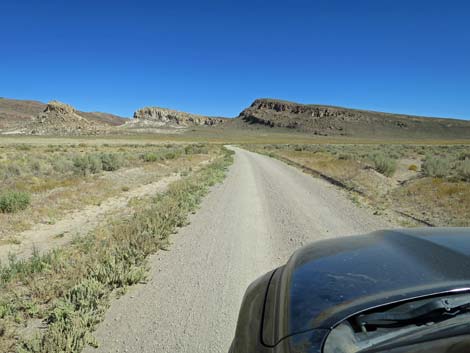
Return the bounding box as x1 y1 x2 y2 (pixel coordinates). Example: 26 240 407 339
323 293 470 353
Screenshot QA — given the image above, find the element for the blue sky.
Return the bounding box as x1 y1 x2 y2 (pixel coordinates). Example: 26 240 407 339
1 0 469 119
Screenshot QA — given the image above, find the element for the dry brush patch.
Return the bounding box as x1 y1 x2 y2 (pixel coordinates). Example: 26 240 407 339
0 143 218 241
244 143 470 226
0 147 234 353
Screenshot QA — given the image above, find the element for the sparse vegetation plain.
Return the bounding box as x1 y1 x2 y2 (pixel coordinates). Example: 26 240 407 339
243 143 470 227
0 142 219 242
0 142 233 352
0 128 469 353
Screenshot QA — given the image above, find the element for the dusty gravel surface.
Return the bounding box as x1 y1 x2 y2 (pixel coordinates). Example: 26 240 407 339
84 147 393 353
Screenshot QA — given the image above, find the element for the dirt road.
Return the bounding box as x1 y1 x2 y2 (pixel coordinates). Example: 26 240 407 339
84 147 392 353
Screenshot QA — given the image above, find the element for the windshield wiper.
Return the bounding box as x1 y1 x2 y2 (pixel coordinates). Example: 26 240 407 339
357 295 470 329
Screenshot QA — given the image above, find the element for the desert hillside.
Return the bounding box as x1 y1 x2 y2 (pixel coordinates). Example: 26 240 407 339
2 96 470 139
0 97 126 134
237 98 470 138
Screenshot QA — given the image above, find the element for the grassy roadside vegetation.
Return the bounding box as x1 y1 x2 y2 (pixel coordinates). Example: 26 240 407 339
243 143 470 227
0 143 214 241
0 146 234 353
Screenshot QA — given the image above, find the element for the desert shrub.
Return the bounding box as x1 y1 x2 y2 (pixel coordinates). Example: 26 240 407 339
15 144 31 151
141 152 159 162
0 163 23 180
184 145 209 155
458 151 470 161
457 160 470 181
408 164 418 171
72 153 122 175
370 153 397 177
52 157 74 174
162 149 182 160
422 156 451 178
338 153 352 160
0 191 31 213
99 153 122 171
29 159 46 176
73 155 102 176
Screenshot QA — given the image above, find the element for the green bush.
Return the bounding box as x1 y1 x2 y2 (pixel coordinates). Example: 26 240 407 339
161 149 182 160
99 153 122 171
15 144 32 151
457 160 470 181
422 156 451 178
458 151 470 161
52 157 74 174
370 153 397 177
184 145 209 155
0 191 31 213
73 155 102 176
338 153 352 160
141 152 159 162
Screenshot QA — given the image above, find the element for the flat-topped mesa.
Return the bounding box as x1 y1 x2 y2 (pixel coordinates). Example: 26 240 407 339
238 98 470 137
132 107 226 127
242 98 363 124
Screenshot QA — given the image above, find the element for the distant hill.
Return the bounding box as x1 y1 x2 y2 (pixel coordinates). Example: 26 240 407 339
0 98 44 130
0 97 126 133
2 96 470 139
236 98 470 138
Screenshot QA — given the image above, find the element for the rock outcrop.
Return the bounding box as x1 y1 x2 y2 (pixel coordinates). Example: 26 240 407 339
238 98 470 138
27 101 104 135
128 107 227 128
0 98 126 135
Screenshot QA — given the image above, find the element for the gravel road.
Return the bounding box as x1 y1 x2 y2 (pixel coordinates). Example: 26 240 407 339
84 146 392 353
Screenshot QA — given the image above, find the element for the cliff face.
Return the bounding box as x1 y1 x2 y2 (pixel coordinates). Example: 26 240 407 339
130 107 227 128
238 98 470 138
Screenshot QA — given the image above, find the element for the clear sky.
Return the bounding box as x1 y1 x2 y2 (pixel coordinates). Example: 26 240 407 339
1 0 469 119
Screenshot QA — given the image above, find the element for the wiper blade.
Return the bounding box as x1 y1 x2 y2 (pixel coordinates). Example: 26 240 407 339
357 295 470 328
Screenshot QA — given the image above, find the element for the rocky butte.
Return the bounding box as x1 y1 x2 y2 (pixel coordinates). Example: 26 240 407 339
28 100 104 135
129 106 227 128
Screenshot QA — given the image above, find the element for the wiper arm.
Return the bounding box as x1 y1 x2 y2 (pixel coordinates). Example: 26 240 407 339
357 295 470 328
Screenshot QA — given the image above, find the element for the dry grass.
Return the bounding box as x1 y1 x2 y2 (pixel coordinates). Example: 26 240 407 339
392 178 470 226
0 143 219 241
244 143 470 226
2 129 470 146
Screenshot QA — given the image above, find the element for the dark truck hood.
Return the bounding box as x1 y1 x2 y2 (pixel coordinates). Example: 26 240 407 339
262 228 470 347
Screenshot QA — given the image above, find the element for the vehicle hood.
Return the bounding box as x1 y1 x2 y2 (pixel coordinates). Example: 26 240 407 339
262 228 470 346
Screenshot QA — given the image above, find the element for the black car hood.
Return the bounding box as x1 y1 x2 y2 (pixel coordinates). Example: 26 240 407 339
262 228 470 346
